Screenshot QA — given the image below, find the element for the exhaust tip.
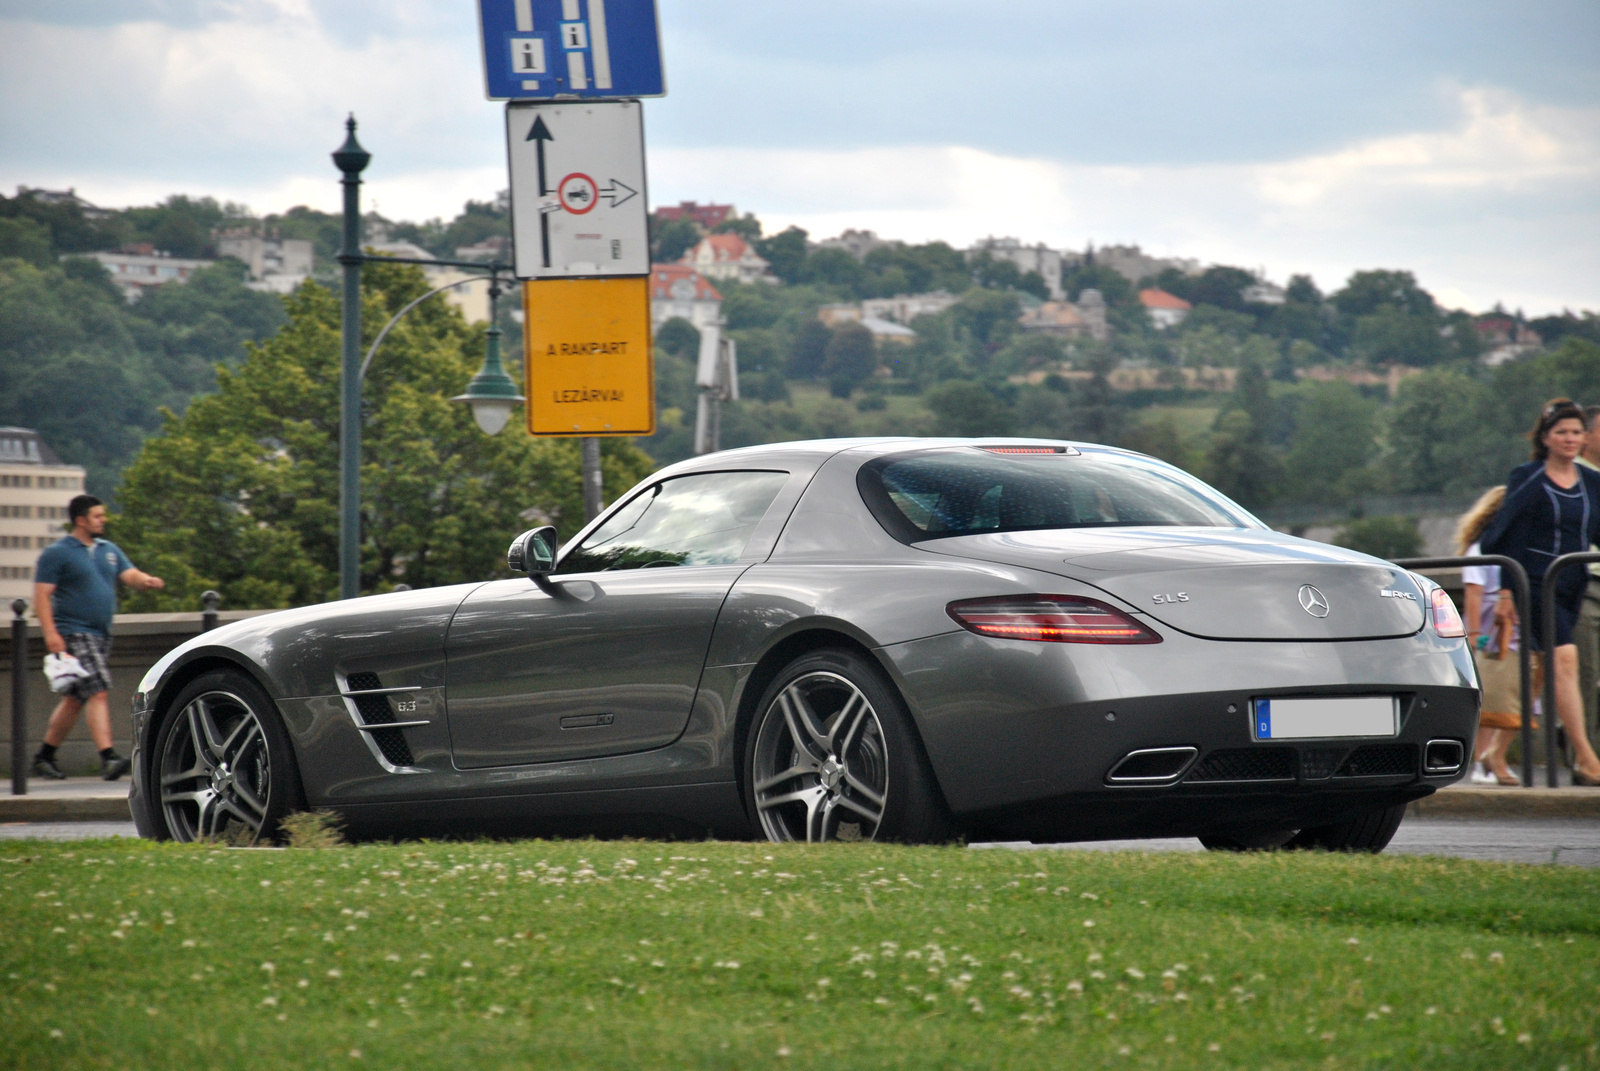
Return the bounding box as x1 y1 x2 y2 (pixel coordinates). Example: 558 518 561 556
1424 738 1465 775
1107 746 1199 785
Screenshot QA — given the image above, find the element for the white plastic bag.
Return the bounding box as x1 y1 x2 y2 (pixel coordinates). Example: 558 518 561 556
43 652 88 694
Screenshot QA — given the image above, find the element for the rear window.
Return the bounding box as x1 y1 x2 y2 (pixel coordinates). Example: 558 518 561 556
858 448 1258 542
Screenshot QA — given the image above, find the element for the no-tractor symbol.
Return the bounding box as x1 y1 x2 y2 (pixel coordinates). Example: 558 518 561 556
558 173 598 215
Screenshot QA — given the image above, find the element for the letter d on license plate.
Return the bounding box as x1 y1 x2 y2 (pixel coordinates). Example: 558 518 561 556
1252 696 1398 740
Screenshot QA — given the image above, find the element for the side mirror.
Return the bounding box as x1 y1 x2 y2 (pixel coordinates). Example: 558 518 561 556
507 526 558 576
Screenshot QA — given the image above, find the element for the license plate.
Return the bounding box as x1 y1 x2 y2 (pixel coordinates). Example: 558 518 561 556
1252 696 1398 740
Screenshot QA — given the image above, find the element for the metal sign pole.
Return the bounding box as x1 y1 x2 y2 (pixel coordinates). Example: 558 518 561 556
581 438 604 521
10 599 27 796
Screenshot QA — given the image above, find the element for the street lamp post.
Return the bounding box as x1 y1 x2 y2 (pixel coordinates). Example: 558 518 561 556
333 116 524 599
333 116 371 601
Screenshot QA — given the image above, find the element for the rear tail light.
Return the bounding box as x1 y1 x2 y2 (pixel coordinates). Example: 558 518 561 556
1429 588 1465 638
947 595 1161 644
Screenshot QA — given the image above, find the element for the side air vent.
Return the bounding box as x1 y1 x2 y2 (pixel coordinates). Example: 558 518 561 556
1186 747 1296 782
1106 747 1198 784
1335 743 1417 778
345 672 415 768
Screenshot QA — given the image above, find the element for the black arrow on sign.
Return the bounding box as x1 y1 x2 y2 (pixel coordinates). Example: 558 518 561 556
601 179 638 208
526 114 554 267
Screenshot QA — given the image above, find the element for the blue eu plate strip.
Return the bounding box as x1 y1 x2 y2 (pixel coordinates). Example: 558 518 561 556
1256 699 1272 739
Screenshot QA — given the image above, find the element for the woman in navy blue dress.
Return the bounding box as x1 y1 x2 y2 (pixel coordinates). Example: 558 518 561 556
1480 398 1600 784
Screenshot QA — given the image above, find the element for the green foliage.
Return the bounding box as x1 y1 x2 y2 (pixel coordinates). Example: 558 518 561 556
649 214 703 265
823 322 877 397
1205 410 1280 507
925 380 1015 436
1333 269 1438 319
653 317 699 359
755 226 808 283
711 213 762 240
113 263 654 610
1335 515 1423 560
1277 381 1380 505
6 838 1595 1069
121 195 244 258
0 215 53 265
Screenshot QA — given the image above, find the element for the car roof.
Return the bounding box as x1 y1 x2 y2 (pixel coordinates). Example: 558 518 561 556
652 437 1135 479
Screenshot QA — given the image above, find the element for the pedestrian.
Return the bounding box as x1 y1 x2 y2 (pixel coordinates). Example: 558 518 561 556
1480 398 1600 785
29 494 164 781
1454 486 1522 785
1573 403 1600 747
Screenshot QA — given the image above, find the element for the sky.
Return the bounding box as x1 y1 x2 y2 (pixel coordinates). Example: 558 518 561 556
1 0 1596 314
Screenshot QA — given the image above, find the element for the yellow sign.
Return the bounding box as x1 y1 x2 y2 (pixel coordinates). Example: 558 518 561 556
523 277 655 436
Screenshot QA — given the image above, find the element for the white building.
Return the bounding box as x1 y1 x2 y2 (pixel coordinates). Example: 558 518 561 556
681 234 774 285
85 251 214 302
1063 244 1201 285
0 428 85 605
214 233 315 295
366 238 492 324
860 291 959 325
1139 288 1193 329
1242 279 1286 305
816 229 897 260
649 264 722 330
967 237 1064 300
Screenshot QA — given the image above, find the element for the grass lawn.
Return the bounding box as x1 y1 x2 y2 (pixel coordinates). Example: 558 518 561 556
2 837 1596 1069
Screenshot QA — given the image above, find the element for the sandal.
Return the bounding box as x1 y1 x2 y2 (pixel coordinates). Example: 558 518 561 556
1491 765 1520 786
1574 767 1600 788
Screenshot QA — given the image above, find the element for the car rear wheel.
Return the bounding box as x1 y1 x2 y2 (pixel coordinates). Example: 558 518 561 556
153 670 302 845
1285 802 1408 853
747 649 951 844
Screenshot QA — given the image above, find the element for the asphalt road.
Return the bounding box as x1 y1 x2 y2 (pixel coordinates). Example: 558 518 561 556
2 818 1597 866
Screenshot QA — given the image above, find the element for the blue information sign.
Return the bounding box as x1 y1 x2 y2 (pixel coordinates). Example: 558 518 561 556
478 0 665 100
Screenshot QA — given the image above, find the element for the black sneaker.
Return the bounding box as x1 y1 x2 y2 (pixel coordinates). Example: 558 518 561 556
101 755 131 781
32 757 67 780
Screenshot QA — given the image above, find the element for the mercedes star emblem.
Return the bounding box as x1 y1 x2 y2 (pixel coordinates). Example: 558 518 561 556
1298 584 1330 617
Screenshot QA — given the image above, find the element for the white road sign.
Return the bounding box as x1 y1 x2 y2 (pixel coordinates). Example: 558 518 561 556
505 100 649 279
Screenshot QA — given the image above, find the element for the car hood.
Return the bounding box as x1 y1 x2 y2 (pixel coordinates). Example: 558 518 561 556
919 527 1428 641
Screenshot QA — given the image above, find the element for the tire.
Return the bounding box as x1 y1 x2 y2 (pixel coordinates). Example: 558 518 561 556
1198 828 1298 852
745 649 951 844
1285 803 1408 853
152 669 303 845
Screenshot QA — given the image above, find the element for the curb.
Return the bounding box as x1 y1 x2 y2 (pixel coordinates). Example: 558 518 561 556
0 796 131 822
1409 787 1600 819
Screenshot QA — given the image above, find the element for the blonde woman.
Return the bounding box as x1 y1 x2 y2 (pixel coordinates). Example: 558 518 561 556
1455 486 1521 784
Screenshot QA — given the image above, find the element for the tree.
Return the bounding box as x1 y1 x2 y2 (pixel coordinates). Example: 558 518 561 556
788 318 832 379
649 215 702 265
1279 381 1379 505
1334 516 1422 560
1383 370 1502 495
1332 269 1437 319
711 213 762 241
113 263 655 610
756 226 808 283
1350 306 1446 366
1205 410 1279 508
0 216 52 266
925 381 1015 437
653 317 699 359
823 322 877 397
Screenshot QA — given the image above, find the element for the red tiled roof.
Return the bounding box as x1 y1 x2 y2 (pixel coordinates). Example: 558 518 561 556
650 263 721 302
1139 288 1192 311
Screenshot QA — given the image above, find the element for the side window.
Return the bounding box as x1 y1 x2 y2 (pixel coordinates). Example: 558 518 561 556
557 471 790 573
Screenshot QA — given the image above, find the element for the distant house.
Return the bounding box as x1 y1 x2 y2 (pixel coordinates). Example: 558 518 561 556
16 185 112 220
817 303 862 327
454 235 510 262
859 317 916 344
364 234 491 323
1474 316 1543 367
655 202 736 230
967 236 1064 300
1062 243 1201 285
861 291 958 324
85 250 214 302
1018 290 1109 342
649 264 722 330
817 229 897 260
214 231 314 295
681 234 774 285
1139 288 1192 329
1242 279 1286 305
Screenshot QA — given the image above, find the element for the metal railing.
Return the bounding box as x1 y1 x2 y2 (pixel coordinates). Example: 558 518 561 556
1536 552 1600 787
1393 556 1540 787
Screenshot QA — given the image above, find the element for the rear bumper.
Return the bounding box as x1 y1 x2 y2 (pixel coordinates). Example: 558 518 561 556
878 626 1479 824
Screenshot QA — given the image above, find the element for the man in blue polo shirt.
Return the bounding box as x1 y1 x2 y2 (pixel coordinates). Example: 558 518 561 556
31 494 164 780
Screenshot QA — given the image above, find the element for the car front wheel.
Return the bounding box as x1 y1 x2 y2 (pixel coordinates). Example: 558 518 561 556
746 649 950 844
153 670 302 844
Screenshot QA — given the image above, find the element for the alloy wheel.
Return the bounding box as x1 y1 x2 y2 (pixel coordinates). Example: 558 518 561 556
158 690 273 844
752 670 889 842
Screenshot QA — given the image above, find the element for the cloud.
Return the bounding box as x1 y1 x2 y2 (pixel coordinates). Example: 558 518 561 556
650 87 1600 313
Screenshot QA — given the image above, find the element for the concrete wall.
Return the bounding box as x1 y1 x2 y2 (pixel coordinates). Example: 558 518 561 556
0 611 270 775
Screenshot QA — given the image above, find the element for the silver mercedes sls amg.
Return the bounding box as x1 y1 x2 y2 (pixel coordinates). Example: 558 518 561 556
129 438 1477 851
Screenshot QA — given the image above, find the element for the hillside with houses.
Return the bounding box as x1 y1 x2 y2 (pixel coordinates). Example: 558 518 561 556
3 184 1598 554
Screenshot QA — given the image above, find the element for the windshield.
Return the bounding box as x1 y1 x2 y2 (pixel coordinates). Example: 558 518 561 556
858 448 1259 542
